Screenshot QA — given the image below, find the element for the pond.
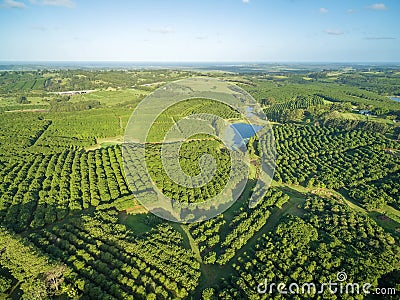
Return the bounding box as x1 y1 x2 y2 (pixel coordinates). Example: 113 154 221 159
223 123 262 148
390 97 400 103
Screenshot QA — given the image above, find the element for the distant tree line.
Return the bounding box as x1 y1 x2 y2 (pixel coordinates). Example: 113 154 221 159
49 99 101 112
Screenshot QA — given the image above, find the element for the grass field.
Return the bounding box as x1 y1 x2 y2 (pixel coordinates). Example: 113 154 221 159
118 213 153 235
70 88 148 106
0 95 49 108
85 136 124 150
368 211 400 235
339 111 395 125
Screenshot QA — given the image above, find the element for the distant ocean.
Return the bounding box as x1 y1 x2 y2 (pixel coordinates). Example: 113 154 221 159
0 61 211 71
1 61 400 72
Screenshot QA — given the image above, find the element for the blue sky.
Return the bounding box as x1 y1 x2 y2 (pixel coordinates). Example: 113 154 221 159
0 0 399 62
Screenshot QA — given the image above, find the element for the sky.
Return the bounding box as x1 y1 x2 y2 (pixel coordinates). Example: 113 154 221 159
0 0 399 62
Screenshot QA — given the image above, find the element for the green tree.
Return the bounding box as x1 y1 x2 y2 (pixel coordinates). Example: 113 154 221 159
281 108 304 122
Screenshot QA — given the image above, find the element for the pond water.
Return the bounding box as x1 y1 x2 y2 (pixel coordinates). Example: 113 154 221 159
224 123 262 147
390 97 400 102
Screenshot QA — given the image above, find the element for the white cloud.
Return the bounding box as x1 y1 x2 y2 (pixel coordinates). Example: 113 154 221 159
367 3 388 10
346 9 358 14
148 27 175 34
31 25 46 31
31 25 62 31
242 0 249 3
324 29 344 35
1 0 27 9
364 36 396 40
29 0 74 8
319 8 328 13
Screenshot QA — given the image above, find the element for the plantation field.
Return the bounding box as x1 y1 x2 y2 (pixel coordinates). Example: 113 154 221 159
0 68 399 299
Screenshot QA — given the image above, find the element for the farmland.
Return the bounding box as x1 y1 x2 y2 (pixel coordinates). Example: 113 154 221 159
0 67 399 299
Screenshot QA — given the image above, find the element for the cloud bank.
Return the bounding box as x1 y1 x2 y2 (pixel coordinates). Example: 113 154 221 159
1 0 27 9
324 29 344 35
367 3 388 10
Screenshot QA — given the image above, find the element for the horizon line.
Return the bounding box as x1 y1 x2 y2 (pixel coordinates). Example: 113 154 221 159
1 60 400 64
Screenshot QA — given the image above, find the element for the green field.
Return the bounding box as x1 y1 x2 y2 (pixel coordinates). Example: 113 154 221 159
70 88 148 107
0 68 399 299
